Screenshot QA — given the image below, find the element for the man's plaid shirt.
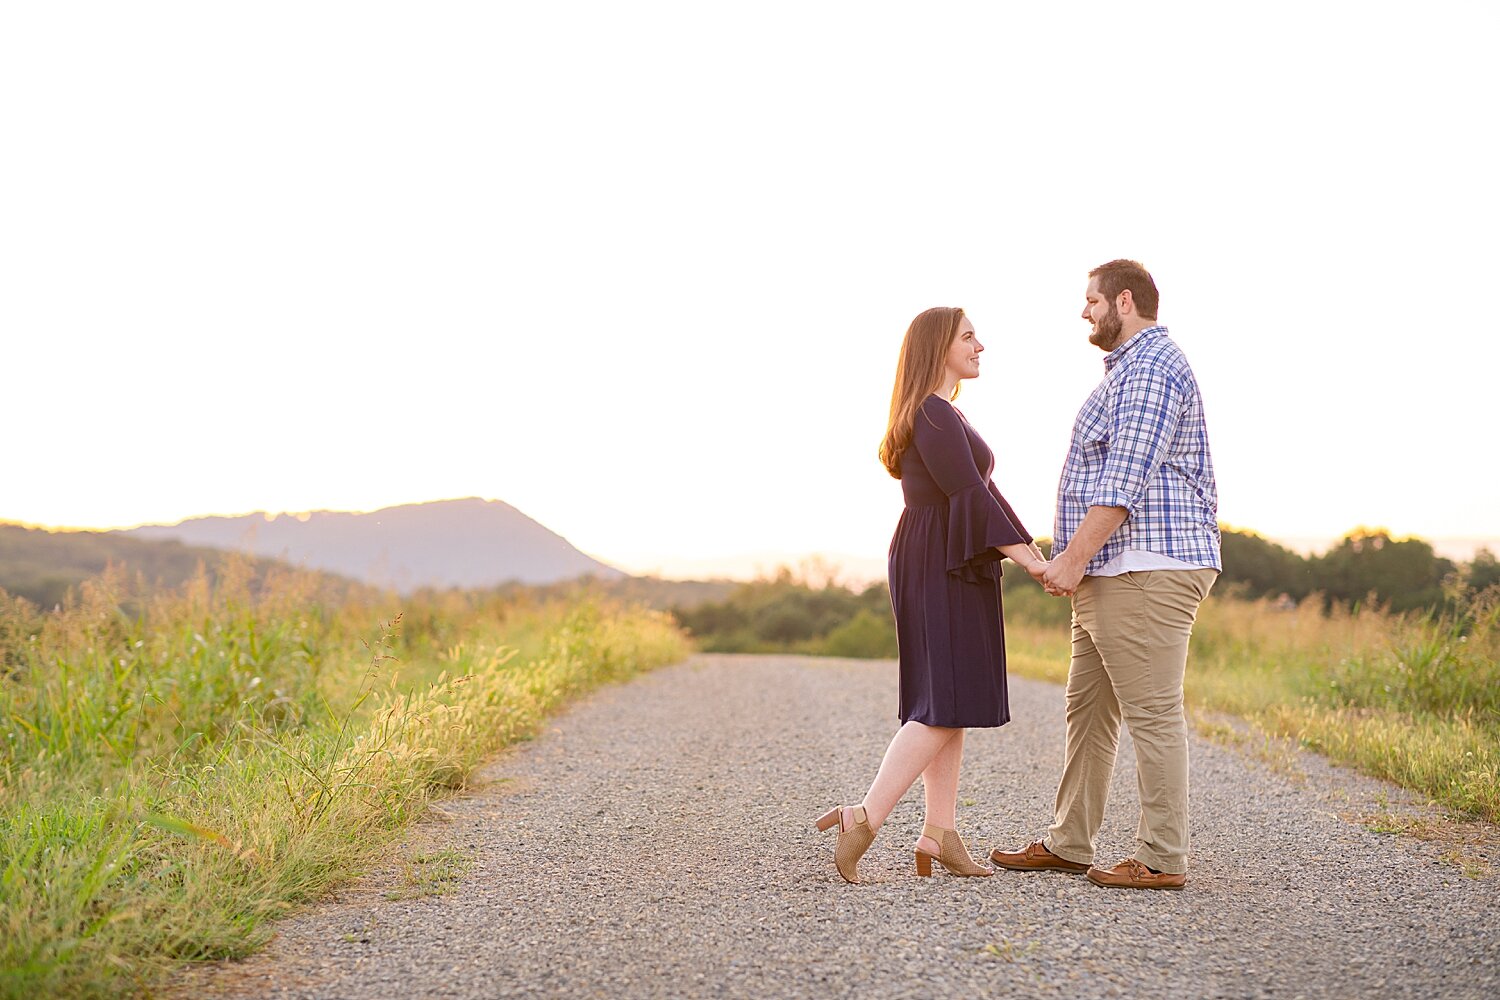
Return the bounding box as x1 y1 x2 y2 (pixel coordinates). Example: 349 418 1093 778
1053 325 1221 574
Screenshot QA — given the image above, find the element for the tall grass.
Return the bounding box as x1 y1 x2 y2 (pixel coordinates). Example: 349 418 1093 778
1190 588 1499 820
0 563 687 999
1005 588 1500 822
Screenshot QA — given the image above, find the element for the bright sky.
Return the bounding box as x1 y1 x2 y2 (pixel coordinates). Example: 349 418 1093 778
5 2 1497 580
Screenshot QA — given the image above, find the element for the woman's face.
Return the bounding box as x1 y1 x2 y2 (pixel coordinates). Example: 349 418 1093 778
943 317 983 384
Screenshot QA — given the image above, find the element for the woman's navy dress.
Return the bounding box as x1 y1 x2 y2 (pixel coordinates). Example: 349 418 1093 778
889 395 1031 728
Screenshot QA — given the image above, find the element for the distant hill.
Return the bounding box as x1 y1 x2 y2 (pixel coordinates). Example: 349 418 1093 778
0 522 309 608
116 497 623 591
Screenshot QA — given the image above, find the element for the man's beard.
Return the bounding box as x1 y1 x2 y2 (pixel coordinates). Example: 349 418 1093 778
1088 302 1124 350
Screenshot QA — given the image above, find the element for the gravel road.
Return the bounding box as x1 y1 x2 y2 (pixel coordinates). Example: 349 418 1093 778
181 654 1500 999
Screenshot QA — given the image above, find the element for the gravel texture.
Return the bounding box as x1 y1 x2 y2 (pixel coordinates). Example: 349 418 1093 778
180 654 1500 999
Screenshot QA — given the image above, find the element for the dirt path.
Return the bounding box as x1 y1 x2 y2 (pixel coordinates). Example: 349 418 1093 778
179 654 1500 999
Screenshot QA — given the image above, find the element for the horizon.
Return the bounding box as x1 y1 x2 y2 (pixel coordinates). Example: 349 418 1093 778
7 497 1495 587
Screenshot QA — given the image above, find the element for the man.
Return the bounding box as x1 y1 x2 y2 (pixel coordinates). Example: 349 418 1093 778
992 259 1220 890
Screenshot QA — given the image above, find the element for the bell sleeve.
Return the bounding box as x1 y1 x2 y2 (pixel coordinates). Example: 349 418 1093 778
911 398 1032 583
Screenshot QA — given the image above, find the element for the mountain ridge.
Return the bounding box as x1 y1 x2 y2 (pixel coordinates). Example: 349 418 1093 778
117 497 622 591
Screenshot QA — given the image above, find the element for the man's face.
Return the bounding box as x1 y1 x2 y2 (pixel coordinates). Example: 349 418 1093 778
1082 276 1123 351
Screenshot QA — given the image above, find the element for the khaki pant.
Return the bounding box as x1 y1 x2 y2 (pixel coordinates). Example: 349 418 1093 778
1043 568 1217 875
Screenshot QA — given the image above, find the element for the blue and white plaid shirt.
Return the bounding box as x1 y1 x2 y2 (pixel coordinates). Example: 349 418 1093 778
1053 325 1221 574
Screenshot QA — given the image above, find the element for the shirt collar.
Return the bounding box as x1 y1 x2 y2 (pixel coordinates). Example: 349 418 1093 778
1103 324 1168 371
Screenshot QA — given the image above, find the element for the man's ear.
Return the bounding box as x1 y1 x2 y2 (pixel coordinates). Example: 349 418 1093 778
1116 289 1135 316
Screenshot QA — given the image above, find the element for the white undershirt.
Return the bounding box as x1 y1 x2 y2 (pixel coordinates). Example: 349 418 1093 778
1089 549 1205 577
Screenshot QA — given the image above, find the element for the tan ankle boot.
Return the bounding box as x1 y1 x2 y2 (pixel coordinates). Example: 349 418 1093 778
914 824 993 877
815 805 876 884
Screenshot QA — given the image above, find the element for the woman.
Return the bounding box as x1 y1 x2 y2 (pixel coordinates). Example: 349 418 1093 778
816 306 1048 883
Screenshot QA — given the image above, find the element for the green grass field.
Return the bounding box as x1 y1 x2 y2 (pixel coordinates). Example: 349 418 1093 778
0 563 687 999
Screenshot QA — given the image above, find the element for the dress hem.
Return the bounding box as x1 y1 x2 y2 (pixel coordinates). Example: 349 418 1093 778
899 712 1012 729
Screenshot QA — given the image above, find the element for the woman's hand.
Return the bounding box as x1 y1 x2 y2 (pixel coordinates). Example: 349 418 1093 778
1027 559 1050 584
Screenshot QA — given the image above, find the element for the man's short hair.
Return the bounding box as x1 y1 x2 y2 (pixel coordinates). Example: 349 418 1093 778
1090 259 1159 320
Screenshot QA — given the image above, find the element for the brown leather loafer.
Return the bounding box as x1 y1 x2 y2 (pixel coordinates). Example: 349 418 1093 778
989 840 1090 873
1086 858 1187 890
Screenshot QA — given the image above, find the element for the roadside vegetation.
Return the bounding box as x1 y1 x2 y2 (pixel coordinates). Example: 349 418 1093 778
0 562 686 999
1004 589 1499 824
674 529 1500 825
672 566 897 659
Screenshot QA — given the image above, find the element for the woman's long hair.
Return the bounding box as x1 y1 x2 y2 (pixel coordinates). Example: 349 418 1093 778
878 306 965 479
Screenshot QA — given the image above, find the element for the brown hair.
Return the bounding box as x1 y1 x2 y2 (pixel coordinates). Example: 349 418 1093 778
1089 259 1159 320
878 307 966 479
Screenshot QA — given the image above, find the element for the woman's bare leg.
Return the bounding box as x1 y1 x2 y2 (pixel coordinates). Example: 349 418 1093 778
916 728 964 854
846 721 961 832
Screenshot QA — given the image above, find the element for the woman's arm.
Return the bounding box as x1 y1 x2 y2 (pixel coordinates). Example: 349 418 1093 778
997 542 1050 583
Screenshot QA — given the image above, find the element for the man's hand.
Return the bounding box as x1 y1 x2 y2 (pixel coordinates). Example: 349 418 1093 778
1042 550 1086 597
1043 506 1126 597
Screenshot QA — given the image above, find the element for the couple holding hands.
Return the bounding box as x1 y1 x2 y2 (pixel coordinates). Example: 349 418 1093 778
817 259 1221 891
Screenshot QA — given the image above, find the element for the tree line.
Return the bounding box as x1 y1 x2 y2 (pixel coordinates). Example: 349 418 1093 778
1222 527 1498 613
672 528 1500 656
